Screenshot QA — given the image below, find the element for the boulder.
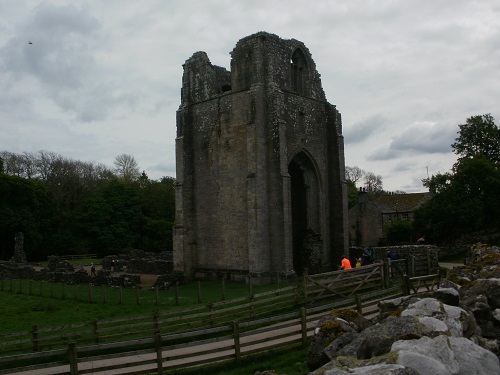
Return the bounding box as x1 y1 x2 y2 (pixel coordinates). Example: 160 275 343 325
309 243 500 373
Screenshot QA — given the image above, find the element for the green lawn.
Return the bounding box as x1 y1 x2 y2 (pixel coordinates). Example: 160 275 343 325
0 279 287 333
0 278 309 374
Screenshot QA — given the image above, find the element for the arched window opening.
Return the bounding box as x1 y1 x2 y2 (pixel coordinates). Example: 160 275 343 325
289 151 322 275
291 49 308 96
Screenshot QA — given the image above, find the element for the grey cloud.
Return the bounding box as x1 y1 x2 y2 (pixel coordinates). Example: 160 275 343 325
344 115 386 144
0 3 146 123
369 122 456 161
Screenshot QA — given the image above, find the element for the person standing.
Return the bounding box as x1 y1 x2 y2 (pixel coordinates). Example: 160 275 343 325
363 246 372 265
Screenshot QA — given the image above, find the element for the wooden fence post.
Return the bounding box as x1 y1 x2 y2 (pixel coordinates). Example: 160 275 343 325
88 283 92 304
233 321 241 361
32 324 39 352
155 286 159 306
300 308 308 347
153 310 160 335
155 333 163 375
197 281 201 303
221 276 226 301
427 250 431 275
175 282 179 306
208 303 213 326
93 319 99 344
402 275 410 296
303 268 309 305
409 256 415 277
68 341 78 375
355 295 362 313
382 262 388 288
248 275 253 298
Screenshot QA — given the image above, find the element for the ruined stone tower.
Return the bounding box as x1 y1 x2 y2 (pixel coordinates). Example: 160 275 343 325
174 32 348 281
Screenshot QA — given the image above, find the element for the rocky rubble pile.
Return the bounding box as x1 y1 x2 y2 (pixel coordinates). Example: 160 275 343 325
306 243 500 374
102 250 173 274
1 251 175 288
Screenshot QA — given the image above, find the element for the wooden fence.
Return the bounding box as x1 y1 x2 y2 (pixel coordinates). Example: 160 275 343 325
304 263 386 306
52 254 97 262
0 265 440 374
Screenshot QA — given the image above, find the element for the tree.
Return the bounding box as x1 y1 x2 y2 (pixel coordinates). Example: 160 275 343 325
346 179 359 209
384 219 413 245
345 166 364 184
76 180 142 255
363 172 383 193
414 114 500 243
113 154 140 182
0 174 52 260
451 113 500 165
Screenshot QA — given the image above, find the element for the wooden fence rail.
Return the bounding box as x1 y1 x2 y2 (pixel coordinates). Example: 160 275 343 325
0 265 437 374
0 286 299 357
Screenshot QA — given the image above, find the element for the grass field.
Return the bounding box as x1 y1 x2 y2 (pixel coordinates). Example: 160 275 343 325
0 278 289 333
0 277 309 374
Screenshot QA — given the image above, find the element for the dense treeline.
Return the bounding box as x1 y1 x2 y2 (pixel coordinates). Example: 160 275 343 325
413 114 500 244
0 151 175 261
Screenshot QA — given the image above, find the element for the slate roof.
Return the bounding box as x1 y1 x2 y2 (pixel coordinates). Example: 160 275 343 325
372 192 431 213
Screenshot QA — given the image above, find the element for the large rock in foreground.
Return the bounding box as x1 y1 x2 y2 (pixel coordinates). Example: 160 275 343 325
309 292 500 374
309 243 500 374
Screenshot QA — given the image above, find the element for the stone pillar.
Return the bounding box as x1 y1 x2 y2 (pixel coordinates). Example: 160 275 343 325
11 232 27 263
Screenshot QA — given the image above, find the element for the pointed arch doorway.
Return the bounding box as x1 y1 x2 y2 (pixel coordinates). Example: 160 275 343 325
288 151 322 275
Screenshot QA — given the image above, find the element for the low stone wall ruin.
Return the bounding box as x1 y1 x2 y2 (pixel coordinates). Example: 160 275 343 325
0 251 179 288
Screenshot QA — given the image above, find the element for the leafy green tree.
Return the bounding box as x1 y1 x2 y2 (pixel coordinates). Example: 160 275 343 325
347 179 358 209
138 176 176 251
384 219 413 245
0 175 52 260
414 114 500 243
451 113 500 164
76 180 142 256
0 149 178 258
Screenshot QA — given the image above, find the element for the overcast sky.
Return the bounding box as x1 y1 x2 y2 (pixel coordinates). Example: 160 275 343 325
1 1 499 192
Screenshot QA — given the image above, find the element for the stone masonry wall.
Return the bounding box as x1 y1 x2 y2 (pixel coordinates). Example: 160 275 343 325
174 31 348 281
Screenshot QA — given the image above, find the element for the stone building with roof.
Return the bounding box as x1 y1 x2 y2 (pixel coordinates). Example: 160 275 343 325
348 190 431 247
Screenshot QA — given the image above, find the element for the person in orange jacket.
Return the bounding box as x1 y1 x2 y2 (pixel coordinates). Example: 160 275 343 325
340 256 352 270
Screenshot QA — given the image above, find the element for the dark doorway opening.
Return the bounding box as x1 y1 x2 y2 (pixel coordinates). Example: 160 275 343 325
289 160 307 275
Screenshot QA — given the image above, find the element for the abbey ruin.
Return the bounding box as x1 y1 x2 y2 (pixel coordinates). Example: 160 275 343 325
173 32 348 281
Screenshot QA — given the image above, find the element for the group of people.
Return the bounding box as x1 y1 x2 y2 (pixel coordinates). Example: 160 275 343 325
340 246 375 270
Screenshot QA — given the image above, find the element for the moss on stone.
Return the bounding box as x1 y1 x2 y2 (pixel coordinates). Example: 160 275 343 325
319 320 343 339
330 307 359 322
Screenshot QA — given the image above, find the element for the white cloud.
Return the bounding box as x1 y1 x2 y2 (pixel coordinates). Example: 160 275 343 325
0 0 499 190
